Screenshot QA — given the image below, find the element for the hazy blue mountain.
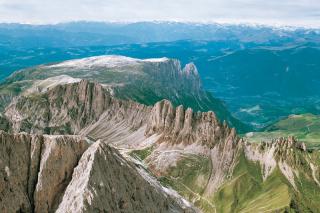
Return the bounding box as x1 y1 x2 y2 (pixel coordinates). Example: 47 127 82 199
0 21 319 49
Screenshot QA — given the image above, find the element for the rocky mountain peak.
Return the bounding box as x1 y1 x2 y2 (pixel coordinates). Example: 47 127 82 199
183 62 199 77
5 79 151 135
261 136 307 152
0 131 89 213
5 79 238 150
146 99 236 148
257 136 308 165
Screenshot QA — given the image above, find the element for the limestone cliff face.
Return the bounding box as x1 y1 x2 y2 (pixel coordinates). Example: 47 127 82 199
5 80 150 135
144 99 243 194
34 135 89 213
145 99 236 148
0 131 89 213
56 141 196 213
142 59 201 95
0 131 197 213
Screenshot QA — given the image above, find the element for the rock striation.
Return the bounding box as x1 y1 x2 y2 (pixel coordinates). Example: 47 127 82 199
0 113 10 131
0 131 88 213
5 80 150 135
56 141 195 213
0 131 197 213
145 99 237 148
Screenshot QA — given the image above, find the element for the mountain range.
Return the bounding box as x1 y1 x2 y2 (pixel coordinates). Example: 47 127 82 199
1 37 320 130
0 55 248 132
1 22 319 49
0 55 319 212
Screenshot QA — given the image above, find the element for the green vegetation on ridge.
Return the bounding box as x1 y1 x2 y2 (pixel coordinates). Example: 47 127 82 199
245 113 320 150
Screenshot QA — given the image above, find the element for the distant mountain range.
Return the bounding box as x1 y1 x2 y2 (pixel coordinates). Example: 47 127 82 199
0 21 319 49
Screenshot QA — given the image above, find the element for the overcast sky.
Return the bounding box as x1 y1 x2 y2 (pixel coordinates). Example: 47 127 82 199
0 0 319 27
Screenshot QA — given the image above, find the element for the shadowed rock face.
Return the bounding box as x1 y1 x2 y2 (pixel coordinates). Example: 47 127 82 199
0 131 89 213
0 114 10 131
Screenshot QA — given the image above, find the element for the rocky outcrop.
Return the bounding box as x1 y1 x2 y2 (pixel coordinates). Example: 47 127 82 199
204 130 242 194
0 113 10 131
244 136 313 188
142 59 201 95
56 141 196 213
0 131 89 213
0 131 42 212
34 135 89 213
144 100 243 194
245 136 308 168
146 99 237 148
5 80 150 135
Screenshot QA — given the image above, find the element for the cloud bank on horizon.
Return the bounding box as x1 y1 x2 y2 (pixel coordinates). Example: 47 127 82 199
0 0 319 27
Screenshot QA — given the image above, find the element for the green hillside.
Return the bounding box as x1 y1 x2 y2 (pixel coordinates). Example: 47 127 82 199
245 114 320 150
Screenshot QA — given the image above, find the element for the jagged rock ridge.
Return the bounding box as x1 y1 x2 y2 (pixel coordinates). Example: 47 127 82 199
0 131 197 213
0 131 88 213
146 99 236 148
56 141 194 213
5 80 150 135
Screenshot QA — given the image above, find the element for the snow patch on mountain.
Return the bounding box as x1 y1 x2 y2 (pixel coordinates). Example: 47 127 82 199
48 55 169 68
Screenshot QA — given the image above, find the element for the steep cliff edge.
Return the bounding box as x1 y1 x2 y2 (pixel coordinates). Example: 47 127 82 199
56 141 195 213
5 80 150 135
0 131 89 213
145 99 236 148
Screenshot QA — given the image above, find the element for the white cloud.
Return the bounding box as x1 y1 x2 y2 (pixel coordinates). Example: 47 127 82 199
0 0 319 27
